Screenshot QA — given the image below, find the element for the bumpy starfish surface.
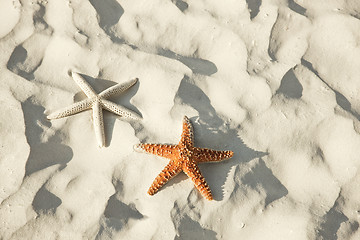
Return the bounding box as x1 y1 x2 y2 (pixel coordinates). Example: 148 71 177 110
47 71 141 147
134 116 234 200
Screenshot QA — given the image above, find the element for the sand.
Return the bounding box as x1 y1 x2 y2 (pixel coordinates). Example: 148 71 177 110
1 0 360 239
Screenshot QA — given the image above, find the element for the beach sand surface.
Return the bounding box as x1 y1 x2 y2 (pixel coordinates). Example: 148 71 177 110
1 0 360 239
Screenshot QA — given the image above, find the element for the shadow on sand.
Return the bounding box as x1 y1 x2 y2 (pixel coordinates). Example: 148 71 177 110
301 58 360 121
21 97 72 214
246 0 262 20
89 0 218 77
22 97 73 177
171 202 217 240
167 76 287 202
96 180 144 238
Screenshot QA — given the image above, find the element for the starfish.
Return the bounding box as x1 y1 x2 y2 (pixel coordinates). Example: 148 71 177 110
47 71 141 147
134 116 234 200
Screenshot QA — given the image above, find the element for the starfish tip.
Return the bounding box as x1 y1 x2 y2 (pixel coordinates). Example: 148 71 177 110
131 114 142 121
147 191 154 196
133 144 144 152
229 151 234 157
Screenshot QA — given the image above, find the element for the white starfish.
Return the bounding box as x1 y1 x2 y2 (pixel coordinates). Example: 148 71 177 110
47 71 141 147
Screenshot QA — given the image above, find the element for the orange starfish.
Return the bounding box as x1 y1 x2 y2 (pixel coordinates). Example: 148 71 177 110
134 116 234 200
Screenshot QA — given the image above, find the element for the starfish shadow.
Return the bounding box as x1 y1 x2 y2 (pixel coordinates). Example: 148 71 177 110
21 97 73 177
170 76 268 201
73 73 142 147
192 118 266 201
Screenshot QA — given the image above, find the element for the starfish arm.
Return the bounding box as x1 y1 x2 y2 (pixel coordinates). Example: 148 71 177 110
134 143 179 159
179 116 194 147
92 101 105 147
99 78 138 99
193 148 234 163
47 99 93 119
183 160 213 200
71 71 97 98
148 161 182 195
101 99 141 120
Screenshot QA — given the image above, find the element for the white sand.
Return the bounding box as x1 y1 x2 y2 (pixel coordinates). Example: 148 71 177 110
1 0 360 239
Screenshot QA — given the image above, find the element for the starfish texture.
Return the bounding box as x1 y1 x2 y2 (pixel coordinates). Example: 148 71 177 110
134 116 234 200
47 71 141 147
